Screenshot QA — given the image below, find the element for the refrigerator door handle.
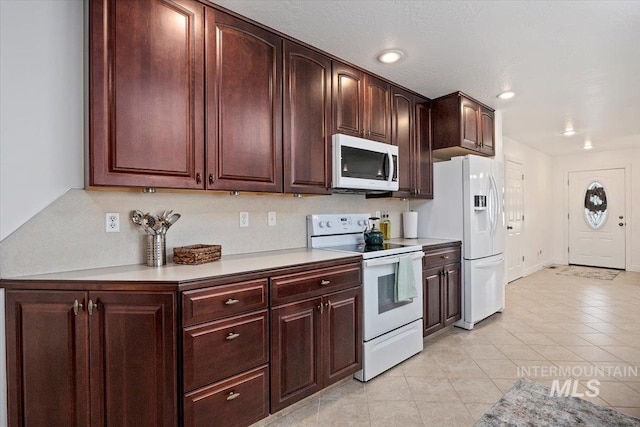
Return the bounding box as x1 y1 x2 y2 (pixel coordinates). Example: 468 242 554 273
489 173 500 235
476 256 505 268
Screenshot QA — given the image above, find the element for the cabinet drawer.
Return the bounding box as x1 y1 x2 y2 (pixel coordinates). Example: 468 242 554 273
183 310 268 392
182 278 267 326
270 263 361 306
183 365 269 427
423 247 461 269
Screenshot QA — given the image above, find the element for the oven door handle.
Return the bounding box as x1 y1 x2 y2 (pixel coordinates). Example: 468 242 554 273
363 251 424 268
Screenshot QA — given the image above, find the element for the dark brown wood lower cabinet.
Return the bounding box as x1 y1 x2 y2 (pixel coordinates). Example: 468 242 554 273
423 267 444 336
183 365 269 427
270 287 361 413
6 289 177 427
443 263 462 326
422 243 462 337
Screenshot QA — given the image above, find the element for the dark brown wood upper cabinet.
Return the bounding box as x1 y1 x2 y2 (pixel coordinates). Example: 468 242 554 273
390 87 414 197
283 41 332 194
332 61 391 143
415 101 434 199
206 10 283 193
90 0 205 189
364 74 392 144
332 61 364 138
432 91 495 160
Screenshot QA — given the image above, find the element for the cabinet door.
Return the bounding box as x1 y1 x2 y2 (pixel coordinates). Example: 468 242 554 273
89 291 176 426
332 61 364 137
460 97 481 150
480 107 495 156
270 298 322 412
6 291 90 426
414 101 433 199
423 268 444 336
206 10 283 192
364 74 392 143
444 263 462 326
90 0 205 189
323 287 361 386
283 41 332 194
390 86 414 197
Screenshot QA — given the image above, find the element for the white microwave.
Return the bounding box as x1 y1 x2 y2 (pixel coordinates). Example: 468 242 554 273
332 134 399 192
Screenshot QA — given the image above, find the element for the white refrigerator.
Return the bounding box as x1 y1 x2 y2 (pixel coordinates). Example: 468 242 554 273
414 155 505 329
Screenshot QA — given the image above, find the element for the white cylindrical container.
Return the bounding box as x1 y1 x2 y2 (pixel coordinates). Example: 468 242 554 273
402 211 418 238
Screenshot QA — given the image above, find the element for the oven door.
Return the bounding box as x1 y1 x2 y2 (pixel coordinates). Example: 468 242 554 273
362 251 424 341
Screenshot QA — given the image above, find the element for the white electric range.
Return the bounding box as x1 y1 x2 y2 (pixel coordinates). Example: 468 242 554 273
307 214 424 381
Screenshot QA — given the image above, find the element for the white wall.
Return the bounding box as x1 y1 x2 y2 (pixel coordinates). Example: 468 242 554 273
0 0 84 242
503 136 554 276
551 147 640 272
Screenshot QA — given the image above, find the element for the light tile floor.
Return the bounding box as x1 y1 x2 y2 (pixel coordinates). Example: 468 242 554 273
256 267 640 426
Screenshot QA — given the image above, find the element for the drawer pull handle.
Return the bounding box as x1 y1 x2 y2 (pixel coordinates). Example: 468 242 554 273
320 280 331 286
440 255 449 259
226 391 240 401
225 298 240 305
226 332 240 340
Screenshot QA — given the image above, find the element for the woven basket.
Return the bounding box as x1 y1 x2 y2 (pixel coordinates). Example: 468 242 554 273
173 244 221 265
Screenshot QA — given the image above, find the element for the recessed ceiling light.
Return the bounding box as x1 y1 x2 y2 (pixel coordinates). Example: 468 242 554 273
497 91 515 100
583 140 593 150
377 49 405 64
562 129 577 136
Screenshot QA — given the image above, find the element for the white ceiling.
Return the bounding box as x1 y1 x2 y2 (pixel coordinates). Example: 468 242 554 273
212 0 640 157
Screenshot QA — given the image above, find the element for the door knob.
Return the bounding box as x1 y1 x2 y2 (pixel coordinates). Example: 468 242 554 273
507 226 513 230
619 223 624 226
619 216 624 219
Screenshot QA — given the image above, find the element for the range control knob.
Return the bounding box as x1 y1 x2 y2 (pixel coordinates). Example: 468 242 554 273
326 221 334 228
358 220 367 226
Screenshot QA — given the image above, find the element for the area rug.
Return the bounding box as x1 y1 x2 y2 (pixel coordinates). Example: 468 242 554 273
553 265 621 281
474 378 640 426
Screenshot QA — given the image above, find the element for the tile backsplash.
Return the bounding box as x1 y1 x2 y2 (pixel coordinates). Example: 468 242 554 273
0 189 408 277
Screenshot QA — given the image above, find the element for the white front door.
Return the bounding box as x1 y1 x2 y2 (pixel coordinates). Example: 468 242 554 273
568 169 626 269
505 160 524 282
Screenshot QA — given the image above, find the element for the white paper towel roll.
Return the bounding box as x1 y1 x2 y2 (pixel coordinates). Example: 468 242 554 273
403 211 418 238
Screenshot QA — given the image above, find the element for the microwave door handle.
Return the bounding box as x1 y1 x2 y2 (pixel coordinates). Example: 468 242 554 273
386 149 394 185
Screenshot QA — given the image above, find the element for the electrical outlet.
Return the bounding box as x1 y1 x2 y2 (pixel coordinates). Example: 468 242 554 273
106 213 120 232
239 212 249 228
268 211 276 226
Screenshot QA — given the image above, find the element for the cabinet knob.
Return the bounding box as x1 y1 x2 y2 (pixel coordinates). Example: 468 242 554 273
88 299 98 315
73 300 83 316
225 298 240 306
196 173 202 184
320 279 331 286
209 174 214 185
226 332 240 340
226 391 240 401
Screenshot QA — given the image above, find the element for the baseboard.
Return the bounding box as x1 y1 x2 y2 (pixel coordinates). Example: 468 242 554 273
524 260 554 277
628 265 640 273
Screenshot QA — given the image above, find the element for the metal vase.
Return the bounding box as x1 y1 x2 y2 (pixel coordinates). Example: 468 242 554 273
146 234 166 267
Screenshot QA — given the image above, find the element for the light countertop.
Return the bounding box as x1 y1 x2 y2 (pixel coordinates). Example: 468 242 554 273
2 248 360 284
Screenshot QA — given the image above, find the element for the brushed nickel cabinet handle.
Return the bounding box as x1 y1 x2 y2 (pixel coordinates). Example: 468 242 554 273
440 255 449 259
196 173 202 184
325 301 332 311
225 298 240 305
226 391 240 401
73 300 83 316
226 332 240 340
318 304 323 314
209 174 214 185
88 299 98 315
320 280 331 286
